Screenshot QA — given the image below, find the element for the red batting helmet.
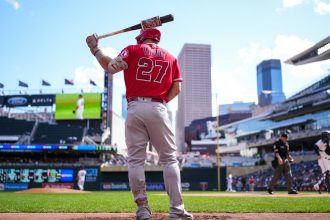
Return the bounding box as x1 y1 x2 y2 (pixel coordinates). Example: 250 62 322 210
135 28 161 44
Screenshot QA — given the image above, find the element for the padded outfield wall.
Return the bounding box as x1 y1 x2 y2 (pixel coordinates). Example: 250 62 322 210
0 166 227 191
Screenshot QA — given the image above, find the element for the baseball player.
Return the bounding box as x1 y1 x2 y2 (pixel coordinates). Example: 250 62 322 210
77 167 86 191
313 131 330 194
74 94 84 120
86 28 193 220
226 173 233 192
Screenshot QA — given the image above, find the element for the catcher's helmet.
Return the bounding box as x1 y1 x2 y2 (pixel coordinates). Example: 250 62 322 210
136 28 161 44
321 130 330 140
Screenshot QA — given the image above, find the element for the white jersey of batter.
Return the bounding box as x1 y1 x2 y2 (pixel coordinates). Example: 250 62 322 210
76 98 84 120
315 139 330 173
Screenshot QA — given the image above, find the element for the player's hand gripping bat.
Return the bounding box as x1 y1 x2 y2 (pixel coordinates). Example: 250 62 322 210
97 14 174 40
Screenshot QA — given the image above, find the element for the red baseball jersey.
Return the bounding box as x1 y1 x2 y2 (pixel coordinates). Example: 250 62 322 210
118 43 182 103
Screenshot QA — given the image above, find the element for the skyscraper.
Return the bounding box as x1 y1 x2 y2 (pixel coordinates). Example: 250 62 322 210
256 59 286 106
176 43 212 151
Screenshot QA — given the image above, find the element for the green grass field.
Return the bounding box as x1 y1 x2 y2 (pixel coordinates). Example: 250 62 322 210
55 93 101 120
0 191 329 213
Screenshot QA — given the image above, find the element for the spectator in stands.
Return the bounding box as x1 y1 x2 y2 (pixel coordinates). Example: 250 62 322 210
77 167 87 191
236 178 243 191
248 176 255 191
74 94 84 120
267 133 298 194
236 159 321 191
241 177 247 191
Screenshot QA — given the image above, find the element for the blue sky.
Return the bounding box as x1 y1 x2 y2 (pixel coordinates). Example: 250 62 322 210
1 0 330 116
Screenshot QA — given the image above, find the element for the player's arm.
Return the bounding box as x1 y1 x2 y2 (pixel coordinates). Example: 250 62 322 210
288 154 294 162
167 60 183 102
167 81 181 102
86 34 128 74
275 152 283 164
314 143 321 159
287 145 294 162
273 144 283 165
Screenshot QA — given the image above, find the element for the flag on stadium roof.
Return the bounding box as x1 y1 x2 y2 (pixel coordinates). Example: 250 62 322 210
18 80 28 88
0 83 4 88
42 79 51 86
64 79 74 85
90 79 97 86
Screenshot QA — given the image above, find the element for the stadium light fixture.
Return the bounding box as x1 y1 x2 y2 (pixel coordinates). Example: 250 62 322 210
317 42 330 55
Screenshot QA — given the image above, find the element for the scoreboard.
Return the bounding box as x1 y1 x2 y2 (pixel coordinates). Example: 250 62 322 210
0 168 74 183
0 144 112 152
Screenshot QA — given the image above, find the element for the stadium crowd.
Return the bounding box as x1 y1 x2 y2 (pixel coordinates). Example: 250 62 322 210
234 160 321 191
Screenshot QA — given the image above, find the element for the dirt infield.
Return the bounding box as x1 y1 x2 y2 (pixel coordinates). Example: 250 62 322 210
0 213 330 220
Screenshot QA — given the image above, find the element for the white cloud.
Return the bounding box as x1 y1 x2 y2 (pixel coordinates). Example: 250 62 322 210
280 0 330 15
240 35 330 82
282 0 304 8
314 0 330 15
74 47 120 87
213 67 257 114
74 47 126 115
212 35 330 108
238 35 314 65
211 65 257 115
5 0 20 10
74 66 102 88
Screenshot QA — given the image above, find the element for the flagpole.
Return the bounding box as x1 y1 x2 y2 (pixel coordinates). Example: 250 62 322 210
216 93 221 191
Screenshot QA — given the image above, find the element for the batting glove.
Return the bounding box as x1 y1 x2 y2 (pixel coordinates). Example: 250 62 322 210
86 33 100 55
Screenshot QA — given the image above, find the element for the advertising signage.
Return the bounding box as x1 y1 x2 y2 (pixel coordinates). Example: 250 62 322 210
0 144 113 152
5 95 30 107
0 168 74 183
30 95 55 106
0 144 69 152
3 95 55 107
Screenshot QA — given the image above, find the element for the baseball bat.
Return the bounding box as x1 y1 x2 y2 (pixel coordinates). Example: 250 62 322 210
97 14 174 40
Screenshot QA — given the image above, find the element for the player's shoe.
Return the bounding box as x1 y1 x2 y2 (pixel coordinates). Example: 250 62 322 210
136 207 151 220
267 188 273 194
169 209 193 220
288 190 298 194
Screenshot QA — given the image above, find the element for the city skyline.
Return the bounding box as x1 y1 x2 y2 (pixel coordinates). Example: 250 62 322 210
1 0 330 117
